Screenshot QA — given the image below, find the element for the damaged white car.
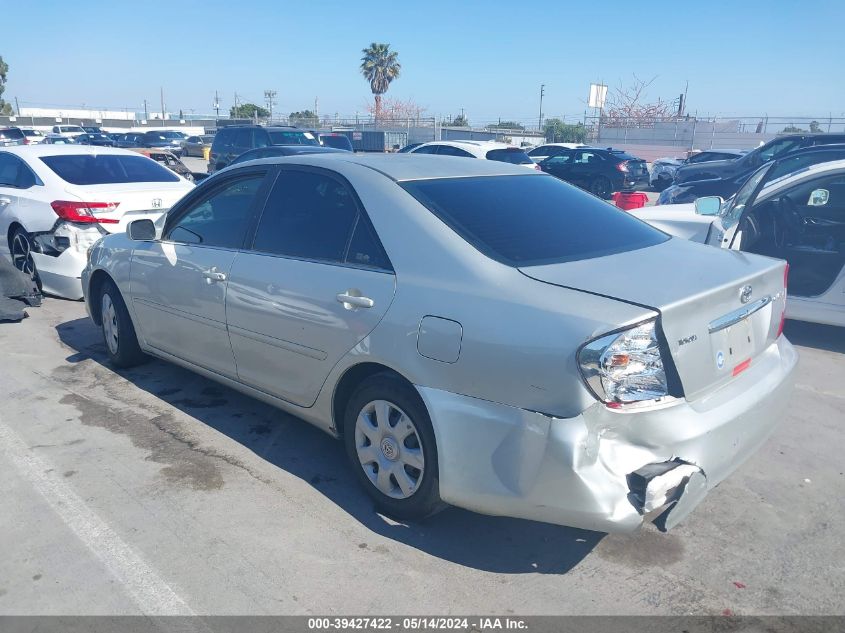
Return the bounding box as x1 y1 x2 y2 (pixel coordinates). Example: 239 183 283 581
0 145 194 299
631 159 845 327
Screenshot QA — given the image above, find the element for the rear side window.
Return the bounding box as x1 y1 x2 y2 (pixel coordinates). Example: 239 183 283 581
252 170 390 269
401 175 668 267
40 154 180 184
411 145 439 154
438 145 475 158
485 148 533 165
320 135 353 151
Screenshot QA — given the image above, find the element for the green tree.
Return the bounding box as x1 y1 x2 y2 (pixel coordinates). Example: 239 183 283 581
781 124 805 133
360 43 401 120
444 114 468 126
543 119 588 143
809 120 822 133
487 120 524 130
230 103 269 119
289 110 317 124
0 56 13 115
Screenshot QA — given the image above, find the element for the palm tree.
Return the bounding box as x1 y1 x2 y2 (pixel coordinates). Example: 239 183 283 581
360 43 401 121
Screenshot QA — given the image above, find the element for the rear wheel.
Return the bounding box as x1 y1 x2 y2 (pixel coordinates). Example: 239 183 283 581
10 226 39 284
344 374 442 520
589 176 613 199
100 279 146 368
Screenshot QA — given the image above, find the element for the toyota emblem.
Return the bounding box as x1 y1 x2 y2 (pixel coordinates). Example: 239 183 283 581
739 285 753 304
151 198 163 209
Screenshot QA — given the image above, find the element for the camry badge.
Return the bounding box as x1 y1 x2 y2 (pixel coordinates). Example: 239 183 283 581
739 285 752 304
151 198 163 209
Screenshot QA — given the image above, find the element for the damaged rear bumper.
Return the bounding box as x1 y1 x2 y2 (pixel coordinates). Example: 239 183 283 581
30 223 104 300
417 336 797 533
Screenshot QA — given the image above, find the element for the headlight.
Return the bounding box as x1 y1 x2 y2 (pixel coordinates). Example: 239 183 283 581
578 320 669 405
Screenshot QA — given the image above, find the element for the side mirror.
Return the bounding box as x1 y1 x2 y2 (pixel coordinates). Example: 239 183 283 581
694 196 723 216
127 218 156 241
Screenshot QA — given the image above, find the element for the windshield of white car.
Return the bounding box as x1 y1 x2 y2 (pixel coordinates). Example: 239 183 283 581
40 154 180 184
402 175 668 267
719 162 775 229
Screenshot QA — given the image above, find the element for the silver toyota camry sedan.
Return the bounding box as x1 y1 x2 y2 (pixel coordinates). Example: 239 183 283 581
81 154 797 533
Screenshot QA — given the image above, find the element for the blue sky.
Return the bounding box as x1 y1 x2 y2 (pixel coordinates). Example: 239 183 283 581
3 0 844 124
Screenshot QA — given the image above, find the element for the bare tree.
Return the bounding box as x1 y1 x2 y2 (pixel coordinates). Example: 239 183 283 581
602 75 674 127
364 97 426 121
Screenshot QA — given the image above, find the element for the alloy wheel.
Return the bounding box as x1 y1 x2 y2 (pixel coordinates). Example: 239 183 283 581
354 399 425 500
11 231 35 277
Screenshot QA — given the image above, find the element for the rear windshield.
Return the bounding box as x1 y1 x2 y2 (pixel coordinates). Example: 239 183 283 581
401 175 668 267
268 130 319 146
40 154 180 184
320 135 353 150
23 130 43 137
485 148 533 165
0 128 25 139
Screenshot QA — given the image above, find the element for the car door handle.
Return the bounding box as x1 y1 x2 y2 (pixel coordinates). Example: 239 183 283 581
336 292 374 309
0 197 11 206
202 268 227 283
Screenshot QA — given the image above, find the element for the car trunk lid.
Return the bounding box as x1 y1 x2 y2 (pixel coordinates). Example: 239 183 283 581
62 181 192 233
520 238 787 400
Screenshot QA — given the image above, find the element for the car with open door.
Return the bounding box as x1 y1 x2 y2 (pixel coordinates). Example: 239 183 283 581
81 153 795 534
632 159 845 327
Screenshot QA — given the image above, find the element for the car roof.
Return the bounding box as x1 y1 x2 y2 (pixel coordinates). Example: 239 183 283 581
227 152 539 182
419 140 513 149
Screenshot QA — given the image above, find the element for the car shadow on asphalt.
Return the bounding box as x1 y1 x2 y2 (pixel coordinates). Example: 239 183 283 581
55 317 604 574
783 319 845 354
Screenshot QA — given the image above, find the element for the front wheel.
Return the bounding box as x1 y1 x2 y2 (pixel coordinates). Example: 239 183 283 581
100 279 146 368
344 374 442 520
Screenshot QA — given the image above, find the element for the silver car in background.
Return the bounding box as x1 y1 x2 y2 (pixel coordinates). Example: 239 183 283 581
82 154 796 533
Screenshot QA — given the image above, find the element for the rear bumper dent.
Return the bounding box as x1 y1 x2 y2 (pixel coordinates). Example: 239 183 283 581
418 336 797 533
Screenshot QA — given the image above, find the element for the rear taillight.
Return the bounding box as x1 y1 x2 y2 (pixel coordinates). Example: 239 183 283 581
534 164 542 171
51 200 120 224
616 160 629 172
777 263 789 337
23 138 32 145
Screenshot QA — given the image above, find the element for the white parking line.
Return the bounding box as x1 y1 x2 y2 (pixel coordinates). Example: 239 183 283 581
0 417 195 616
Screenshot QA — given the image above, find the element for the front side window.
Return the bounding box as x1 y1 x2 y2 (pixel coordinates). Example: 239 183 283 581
166 175 265 248
573 150 602 165
411 145 439 154
438 145 475 158
402 175 668 267
543 153 572 166
252 170 390 269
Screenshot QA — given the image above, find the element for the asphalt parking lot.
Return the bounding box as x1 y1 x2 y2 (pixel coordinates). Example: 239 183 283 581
1 297 843 616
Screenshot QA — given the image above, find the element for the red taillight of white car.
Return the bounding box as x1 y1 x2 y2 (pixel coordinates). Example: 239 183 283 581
777 262 789 337
51 201 120 224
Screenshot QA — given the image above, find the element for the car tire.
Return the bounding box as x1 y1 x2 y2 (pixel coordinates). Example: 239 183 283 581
99 279 146 368
343 373 442 520
10 226 40 286
589 176 613 199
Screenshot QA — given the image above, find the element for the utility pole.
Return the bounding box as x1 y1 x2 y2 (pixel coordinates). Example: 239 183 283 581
233 92 240 118
160 87 165 121
213 91 220 123
264 90 277 121
14 97 20 116
143 99 148 121
539 84 545 132
314 96 319 125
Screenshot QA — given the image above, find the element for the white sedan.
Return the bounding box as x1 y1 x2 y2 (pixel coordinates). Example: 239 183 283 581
631 159 845 327
409 140 540 170
0 145 194 299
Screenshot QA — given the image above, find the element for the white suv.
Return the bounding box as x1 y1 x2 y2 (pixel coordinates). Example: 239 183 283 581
410 140 539 170
51 125 86 139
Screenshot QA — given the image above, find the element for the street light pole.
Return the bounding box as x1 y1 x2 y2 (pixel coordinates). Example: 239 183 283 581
539 84 545 133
